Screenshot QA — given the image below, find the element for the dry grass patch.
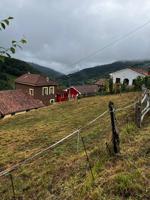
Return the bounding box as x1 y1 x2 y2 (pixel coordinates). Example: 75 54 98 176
0 92 149 200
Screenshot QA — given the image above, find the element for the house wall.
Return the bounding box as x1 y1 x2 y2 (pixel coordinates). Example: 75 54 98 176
15 83 56 106
67 88 79 99
110 69 145 86
56 92 68 102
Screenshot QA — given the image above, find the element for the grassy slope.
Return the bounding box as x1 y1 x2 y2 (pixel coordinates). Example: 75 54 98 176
0 93 149 200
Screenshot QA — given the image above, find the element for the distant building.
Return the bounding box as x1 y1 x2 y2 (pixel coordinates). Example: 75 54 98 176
0 90 44 118
95 79 107 91
15 73 58 105
66 85 99 99
55 89 68 102
110 68 149 86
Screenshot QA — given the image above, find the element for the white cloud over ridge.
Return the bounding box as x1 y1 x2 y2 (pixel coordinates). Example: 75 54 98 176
0 0 150 73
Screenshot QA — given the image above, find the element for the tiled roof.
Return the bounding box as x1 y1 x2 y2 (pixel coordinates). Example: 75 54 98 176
95 79 107 85
110 67 150 76
72 85 99 94
0 90 44 116
130 68 149 76
15 73 57 86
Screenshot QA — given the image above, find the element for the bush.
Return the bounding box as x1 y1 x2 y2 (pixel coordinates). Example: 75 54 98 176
0 80 12 90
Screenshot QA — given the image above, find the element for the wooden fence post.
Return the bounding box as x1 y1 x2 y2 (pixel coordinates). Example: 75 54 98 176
135 101 142 128
9 174 16 200
108 101 120 154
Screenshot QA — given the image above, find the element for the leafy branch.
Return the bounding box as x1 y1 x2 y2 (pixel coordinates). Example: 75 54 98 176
0 16 14 30
0 17 27 61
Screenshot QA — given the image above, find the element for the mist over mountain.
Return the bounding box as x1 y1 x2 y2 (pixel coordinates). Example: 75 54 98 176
57 60 150 86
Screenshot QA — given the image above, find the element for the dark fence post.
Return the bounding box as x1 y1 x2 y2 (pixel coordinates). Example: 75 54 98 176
135 101 141 128
9 174 16 200
108 101 120 154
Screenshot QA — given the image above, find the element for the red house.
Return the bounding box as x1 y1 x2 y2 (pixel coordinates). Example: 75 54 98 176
66 85 99 99
55 89 68 102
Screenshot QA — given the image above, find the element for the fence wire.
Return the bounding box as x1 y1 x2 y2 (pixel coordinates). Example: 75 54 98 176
0 99 145 200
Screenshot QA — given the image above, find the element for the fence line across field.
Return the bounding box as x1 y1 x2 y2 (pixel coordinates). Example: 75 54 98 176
0 109 109 177
116 102 137 112
0 101 137 178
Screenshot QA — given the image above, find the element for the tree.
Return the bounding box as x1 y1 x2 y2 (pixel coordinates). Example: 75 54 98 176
134 76 144 91
109 77 114 94
0 17 27 61
144 76 150 89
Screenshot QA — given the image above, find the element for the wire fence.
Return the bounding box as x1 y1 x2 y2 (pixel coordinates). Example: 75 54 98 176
0 93 149 200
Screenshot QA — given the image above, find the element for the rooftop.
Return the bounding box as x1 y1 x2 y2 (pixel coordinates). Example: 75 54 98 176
95 79 107 85
0 90 44 116
110 67 150 76
71 85 99 94
15 73 58 86
130 68 149 76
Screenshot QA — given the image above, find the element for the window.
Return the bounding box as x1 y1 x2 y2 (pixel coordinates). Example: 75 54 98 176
29 88 34 96
132 79 136 85
49 86 54 94
116 78 120 83
123 78 129 85
42 87 48 95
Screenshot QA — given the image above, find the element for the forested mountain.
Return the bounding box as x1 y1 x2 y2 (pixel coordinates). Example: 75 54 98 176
57 60 150 86
0 57 62 90
0 58 150 90
29 62 63 79
0 57 39 90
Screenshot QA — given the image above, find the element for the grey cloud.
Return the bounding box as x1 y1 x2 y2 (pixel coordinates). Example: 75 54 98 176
0 0 150 74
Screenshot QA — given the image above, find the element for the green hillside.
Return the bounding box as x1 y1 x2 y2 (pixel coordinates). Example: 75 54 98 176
0 58 64 91
0 57 39 90
0 92 149 200
29 62 64 79
58 60 150 86
1 58 150 90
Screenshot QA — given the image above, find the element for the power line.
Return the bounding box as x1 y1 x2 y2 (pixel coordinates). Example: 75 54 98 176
70 19 150 67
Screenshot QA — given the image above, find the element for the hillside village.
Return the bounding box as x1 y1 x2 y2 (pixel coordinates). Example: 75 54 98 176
0 57 150 200
0 66 150 118
1 1 150 200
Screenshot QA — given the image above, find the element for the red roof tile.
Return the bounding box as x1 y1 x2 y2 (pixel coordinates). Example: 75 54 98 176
130 68 149 76
0 90 44 116
15 73 57 86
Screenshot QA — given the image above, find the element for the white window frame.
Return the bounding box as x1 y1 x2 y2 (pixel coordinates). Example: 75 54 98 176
29 88 34 96
50 99 55 104
42 87 49 95
49 86 54 94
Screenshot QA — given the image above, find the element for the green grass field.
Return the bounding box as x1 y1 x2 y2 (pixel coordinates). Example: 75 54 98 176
0 92 149 200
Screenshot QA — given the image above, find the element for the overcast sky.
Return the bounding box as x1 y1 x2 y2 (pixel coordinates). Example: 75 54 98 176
1 0 150 74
